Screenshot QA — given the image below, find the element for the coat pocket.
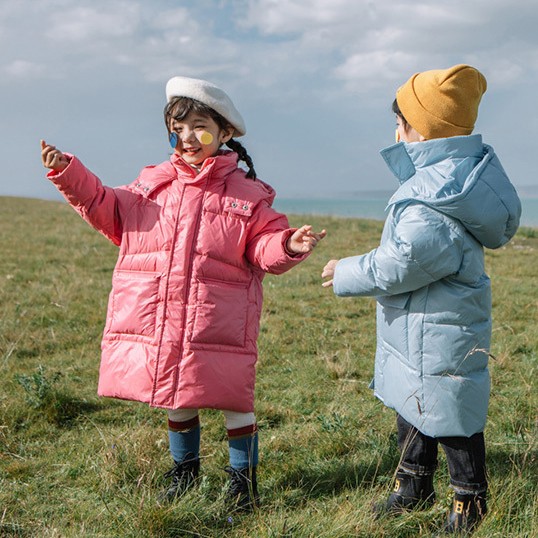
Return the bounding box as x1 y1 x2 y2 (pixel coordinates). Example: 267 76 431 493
191 279 249 347
376 292 411 361
376 292 411 311
108 270 161 338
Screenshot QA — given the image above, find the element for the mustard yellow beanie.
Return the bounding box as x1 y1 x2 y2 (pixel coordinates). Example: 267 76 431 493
396 64 487 139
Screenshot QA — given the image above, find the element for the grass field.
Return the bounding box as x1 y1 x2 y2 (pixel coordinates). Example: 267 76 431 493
0 196 536 537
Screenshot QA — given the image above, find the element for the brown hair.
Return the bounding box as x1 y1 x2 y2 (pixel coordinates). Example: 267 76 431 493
392 98 409 128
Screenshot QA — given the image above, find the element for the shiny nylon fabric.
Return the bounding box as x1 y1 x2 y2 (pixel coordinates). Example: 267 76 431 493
48 151 305 412
333 135 521 437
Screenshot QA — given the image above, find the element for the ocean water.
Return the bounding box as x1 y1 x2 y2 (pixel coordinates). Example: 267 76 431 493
274 198 538 228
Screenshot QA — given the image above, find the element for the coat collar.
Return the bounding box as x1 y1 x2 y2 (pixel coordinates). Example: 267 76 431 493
170 150 239 184
131 151 240 197
380 135 484 184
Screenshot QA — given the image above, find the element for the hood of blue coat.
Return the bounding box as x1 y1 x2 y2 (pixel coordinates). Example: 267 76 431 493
380 135 521 249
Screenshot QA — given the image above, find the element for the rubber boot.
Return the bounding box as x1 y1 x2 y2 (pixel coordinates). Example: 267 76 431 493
224 466 259 511
442 492 487 534
373 471 435 516
159 452 200 502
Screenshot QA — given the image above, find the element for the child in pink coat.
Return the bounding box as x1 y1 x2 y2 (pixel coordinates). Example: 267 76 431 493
41 76 326 509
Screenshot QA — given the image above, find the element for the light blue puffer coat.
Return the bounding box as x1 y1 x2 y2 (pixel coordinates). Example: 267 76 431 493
333 135 521 437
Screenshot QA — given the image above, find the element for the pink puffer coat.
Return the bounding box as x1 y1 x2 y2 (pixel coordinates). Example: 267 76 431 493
47 151 308 412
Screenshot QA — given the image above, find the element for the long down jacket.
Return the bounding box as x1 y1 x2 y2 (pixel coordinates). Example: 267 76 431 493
333 135 521 437
48 151 307 412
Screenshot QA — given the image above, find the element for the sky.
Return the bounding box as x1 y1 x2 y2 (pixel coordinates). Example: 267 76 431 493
2 0 538 201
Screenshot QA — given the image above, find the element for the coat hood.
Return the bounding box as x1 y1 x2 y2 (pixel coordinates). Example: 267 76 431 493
380 135 521 249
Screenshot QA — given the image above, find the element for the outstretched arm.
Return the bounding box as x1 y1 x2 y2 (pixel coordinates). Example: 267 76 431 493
322 205 465 297
286 225 327 254
40 139 134 245
41 140 70 171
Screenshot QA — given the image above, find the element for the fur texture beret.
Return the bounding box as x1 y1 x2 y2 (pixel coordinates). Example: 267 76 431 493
166 76 246 137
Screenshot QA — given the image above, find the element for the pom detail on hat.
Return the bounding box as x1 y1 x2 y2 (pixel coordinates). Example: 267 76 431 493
396 64 487 139
166 76 246 137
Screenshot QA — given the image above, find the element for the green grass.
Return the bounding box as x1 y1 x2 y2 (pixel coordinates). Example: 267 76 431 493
0 196 536 537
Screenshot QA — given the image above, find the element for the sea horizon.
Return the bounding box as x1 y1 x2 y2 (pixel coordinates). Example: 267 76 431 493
274 196 538 228
1 193 537 228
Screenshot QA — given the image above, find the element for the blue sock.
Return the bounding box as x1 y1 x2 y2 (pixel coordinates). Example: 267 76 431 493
168 415 201 463
228 424 258 469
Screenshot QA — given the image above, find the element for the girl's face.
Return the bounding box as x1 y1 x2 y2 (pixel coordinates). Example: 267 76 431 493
396 116 424 143
169 112 234 167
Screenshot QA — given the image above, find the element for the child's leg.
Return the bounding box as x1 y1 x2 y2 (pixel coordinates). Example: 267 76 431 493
160 408 201 502
167 408 201 463
396 414 438 476
223 410 258 469
439 433 487 533
439 433 487 494
374 414 437 515
223 410 259 509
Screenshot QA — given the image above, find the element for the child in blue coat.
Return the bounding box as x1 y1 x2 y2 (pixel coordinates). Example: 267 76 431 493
322 65 521 534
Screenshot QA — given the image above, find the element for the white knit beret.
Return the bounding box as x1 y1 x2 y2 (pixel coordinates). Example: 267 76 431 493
165 76 246 137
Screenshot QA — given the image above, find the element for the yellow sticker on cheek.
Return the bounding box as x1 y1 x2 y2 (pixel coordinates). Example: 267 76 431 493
200 132 214 145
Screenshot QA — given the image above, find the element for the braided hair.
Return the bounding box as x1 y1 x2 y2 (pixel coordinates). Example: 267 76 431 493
164 96 257 179
224 139 256 179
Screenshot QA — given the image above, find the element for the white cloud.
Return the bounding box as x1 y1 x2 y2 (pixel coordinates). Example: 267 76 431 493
131 7 241 83
333 51 415 92
2 0 538 201
234 0 538 94
44 3 141 41
4 60 46 78
150 7 192 30
239 0 365 35
2 0 537 96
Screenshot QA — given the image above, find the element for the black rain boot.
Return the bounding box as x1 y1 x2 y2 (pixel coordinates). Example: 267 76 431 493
373 471 435 516
159 452 200 502
224 466 260 511
442 492 487 535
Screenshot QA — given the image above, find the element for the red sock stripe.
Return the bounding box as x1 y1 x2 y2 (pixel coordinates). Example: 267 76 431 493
227 423 258 440
168 415 200 432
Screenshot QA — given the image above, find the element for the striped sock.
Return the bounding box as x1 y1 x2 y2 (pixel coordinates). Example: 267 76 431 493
228 423 258 469
168 415 201 463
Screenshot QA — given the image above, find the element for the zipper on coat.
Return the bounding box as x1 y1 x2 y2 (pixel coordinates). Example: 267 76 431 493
150 172 211 406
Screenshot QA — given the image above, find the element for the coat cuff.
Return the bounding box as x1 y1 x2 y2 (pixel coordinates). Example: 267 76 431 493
282 228 310 261
333 254 372 296
46 154 74 181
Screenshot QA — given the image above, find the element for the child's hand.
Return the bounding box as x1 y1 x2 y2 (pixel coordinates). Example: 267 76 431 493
286 225 327 254
41 139 70 172
321 259 338 287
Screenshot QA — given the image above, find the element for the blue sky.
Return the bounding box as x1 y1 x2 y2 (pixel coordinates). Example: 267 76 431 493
2 0 538 201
